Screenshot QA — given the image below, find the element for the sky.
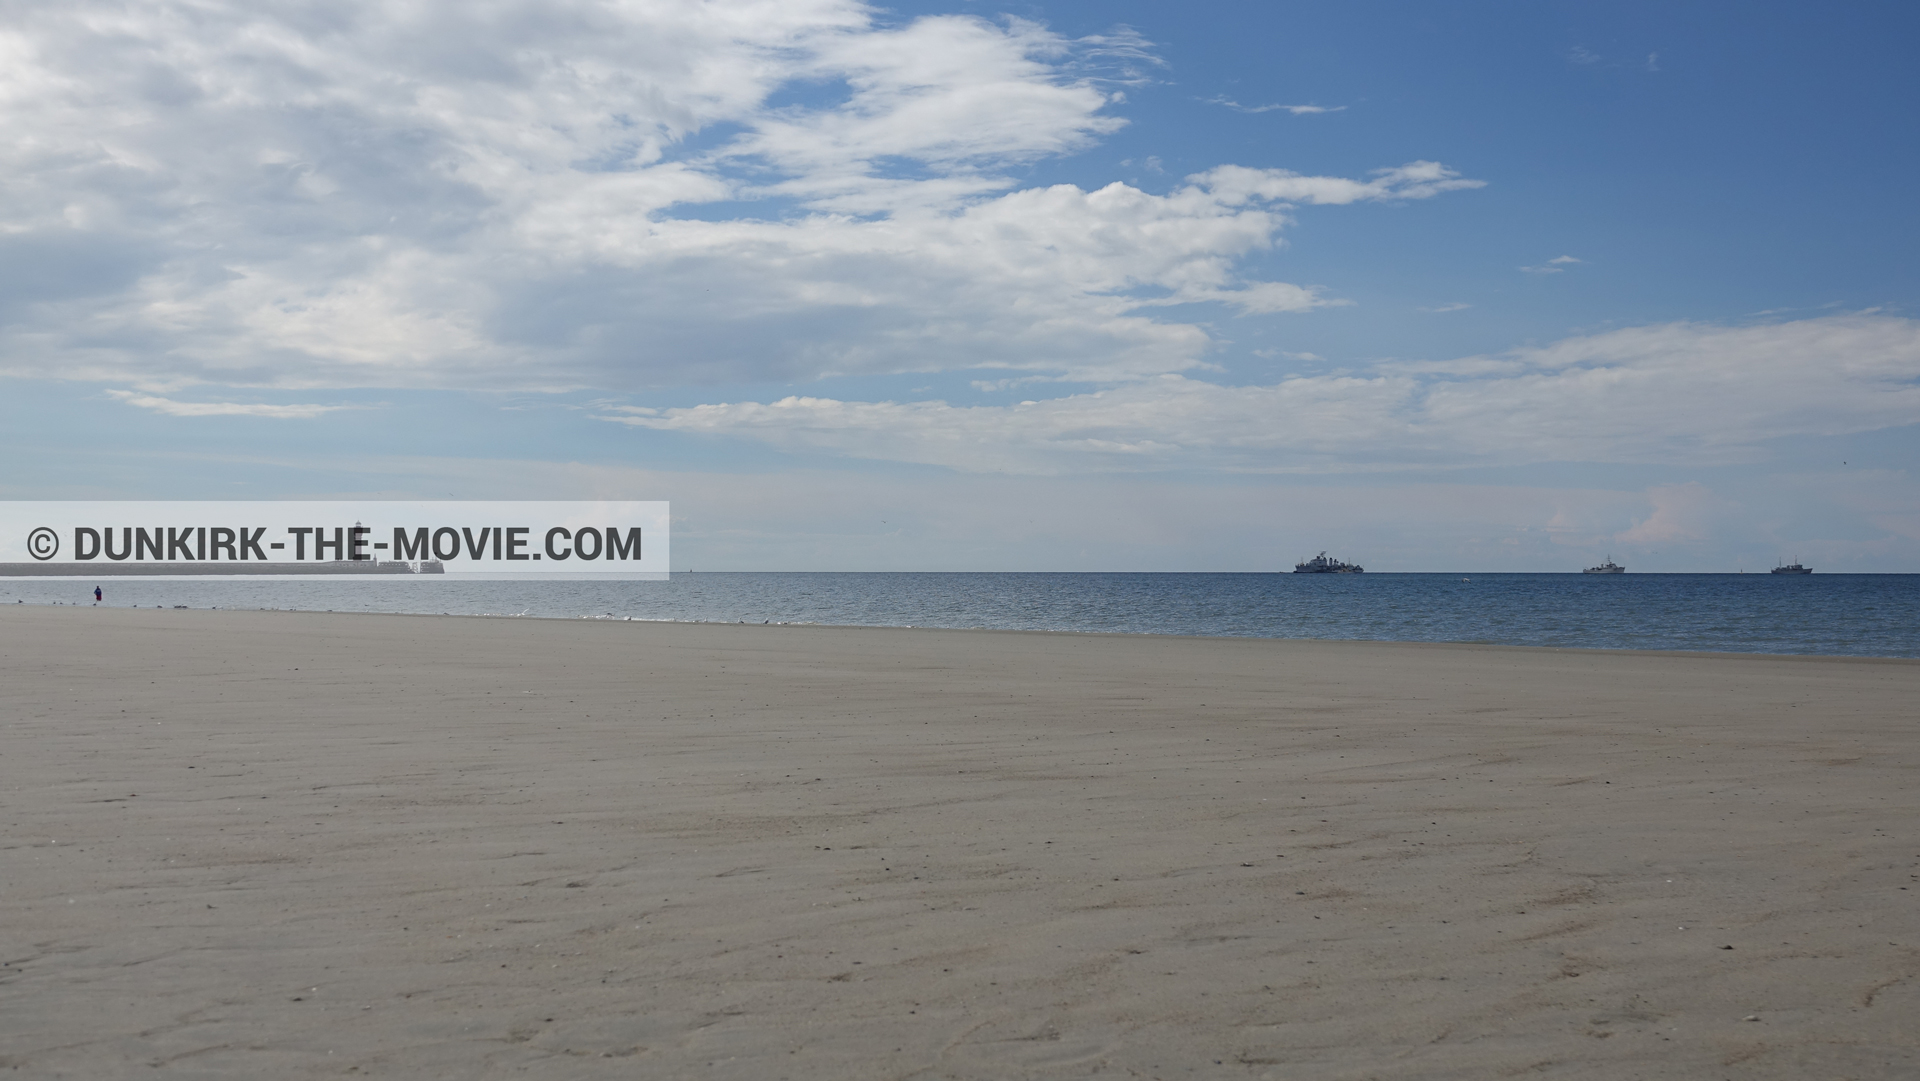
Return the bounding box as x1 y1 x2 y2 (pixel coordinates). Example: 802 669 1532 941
2 0 1917 571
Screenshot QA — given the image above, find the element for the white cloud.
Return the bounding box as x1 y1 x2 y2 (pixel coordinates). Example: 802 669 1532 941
1520 256 1581 274
1200 161 1483 206
970 376 1050 392
601 314 1920 474
0 1 1475 392
723 15 1128 207
106 390 350 418
1614 483 1730 546
1205 97 1347 116
1419 302 1472 313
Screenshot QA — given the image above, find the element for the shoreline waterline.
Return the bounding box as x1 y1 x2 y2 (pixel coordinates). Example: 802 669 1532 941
11 601 1919 665
4 570 1914 657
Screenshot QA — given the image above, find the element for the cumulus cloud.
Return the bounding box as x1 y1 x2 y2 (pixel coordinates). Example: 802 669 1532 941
0 0 1474 391
602 314 1920 473
1613 483 1730 546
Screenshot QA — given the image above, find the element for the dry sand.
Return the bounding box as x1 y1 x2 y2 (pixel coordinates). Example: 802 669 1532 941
1 606 1915 1079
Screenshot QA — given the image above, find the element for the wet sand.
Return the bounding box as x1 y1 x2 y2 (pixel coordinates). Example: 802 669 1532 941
1 606 1915 1078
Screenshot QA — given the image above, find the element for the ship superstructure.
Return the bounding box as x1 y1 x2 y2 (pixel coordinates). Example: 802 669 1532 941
1294 552 1364 574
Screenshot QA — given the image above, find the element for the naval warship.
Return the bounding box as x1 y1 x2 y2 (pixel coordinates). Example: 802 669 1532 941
1583 556 1625 574
1294 552 1363 574
1770 560 1812 574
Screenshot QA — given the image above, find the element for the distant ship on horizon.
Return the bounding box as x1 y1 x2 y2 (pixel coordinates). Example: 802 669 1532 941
1295 551 1363 574
1583 556 1625 574
1771 559 1812 575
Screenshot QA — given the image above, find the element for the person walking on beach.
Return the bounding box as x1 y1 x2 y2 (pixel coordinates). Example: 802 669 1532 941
94 586 102 604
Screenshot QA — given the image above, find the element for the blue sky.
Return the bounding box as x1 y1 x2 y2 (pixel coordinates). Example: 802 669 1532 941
3 0 1916 570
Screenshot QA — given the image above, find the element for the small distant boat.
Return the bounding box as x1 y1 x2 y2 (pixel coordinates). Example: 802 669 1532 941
1583 556 1625 574
1294 551 1364 574
1771 560 1812 575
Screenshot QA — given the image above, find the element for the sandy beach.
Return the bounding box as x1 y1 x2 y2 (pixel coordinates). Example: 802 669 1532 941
1 607 1915 1079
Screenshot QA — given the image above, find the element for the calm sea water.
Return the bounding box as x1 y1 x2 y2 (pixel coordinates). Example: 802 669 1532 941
5 572 1915 658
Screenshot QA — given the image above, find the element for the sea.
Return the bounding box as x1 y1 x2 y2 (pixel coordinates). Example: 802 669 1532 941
5 572 1916 658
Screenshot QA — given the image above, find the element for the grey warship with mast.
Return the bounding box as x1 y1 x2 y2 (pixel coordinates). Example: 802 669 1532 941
1294 551 1364 574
